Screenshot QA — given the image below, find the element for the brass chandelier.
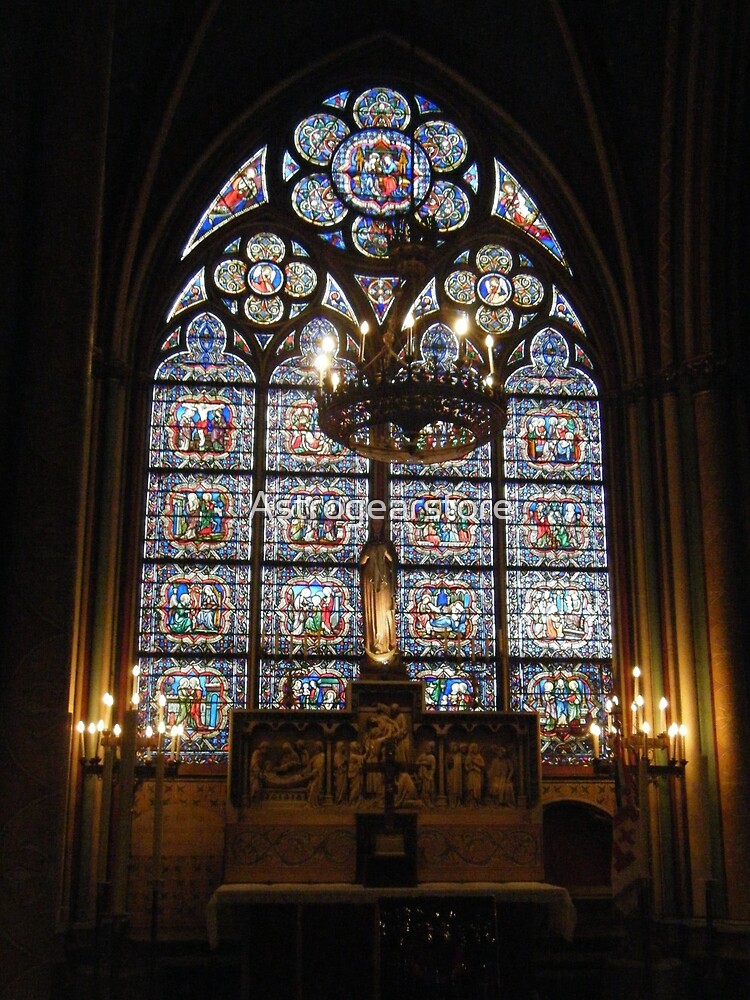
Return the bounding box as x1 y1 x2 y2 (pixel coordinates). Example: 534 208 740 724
315 220 507 465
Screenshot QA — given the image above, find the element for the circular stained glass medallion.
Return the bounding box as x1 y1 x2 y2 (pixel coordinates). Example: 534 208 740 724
417 179 469 232
512 274 545 308
352 216 393 258
477 272 513 307
247 232 286 262
476 244 513 274
444 270 477 304
214 259 247 295
294 113 350 165
292 174 347 226
284 261 317 298
332 128 431 217
476 305 514 335
247 261 284 296
352 87 410 129
245 294 284 325
414 121 468 172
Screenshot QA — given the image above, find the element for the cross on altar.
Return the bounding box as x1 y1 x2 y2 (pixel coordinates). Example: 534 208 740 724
363 737 401 831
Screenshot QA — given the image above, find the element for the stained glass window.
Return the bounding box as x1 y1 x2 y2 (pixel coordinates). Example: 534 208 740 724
139 79 614 767
504 328 613 762
258 317 369 709
137 313 255 761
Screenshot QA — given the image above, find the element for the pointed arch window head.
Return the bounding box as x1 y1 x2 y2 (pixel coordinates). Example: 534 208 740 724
137 77 612 764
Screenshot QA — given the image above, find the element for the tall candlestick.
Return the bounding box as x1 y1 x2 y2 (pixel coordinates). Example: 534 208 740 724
359 321 369 362
77 720 86 760
678 724 687 761
103 692 114 731
658 696 668 735
589 722 601 760
131 664 140 703
632 665 641 702
485 334 495 375
668 722 679 761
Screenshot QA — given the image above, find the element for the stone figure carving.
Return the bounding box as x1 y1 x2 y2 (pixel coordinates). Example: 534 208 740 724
487 746 515 806
306 741 326 806
464 742 485 805
360 532 399 669
249 741 269 803
445 740 463 807
347 741 365 806
333 740 348 804
416 741 436 806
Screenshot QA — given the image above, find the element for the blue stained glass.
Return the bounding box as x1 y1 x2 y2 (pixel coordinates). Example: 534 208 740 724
291 240 309 257
417 179 469 232
260 564 361 655
506 569 612 659
419 322 459 369
352 216 392 258
263 475 370 562
139 562 251 654
389 479 494 566
323 90 350 109
154 314 255 383
294 113 350 165
504 397 602 482
182 147 267 258
518 252 534 267
320 230 347 250
332 128 431 217
289 302 309 320
505 329 597 397
454 249 471 264
299 315 340 357
415 121 468 172
415 94 440 114
253 331 275 350
412 277 439 318
398 569 496 658
518 312 536 329
144 472 253 561
410 663 497 712
292 174 347 226
322 273 357 321
392 441 492 479
258 658 358 710
550 286 586 335
353 87 410 129
150 383 256 470
222 298 239 314
505 482 607 568
509 661 614 763
463 162 479 193
223 237 242 253
138 656 247 762
167 268 206 320
492 159 569 270
265 386 367 473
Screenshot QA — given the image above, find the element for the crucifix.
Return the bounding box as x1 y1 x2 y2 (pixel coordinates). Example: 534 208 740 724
363 737 401 832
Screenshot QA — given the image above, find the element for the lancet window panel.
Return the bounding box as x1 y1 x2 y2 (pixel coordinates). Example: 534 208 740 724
397 568 496 661
136 656 247 763
509 660 615 763
149 382 256 471
409 662 498 712
258 657 358 711
144 471 254 562
504 481 607 569
389 477 495 567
